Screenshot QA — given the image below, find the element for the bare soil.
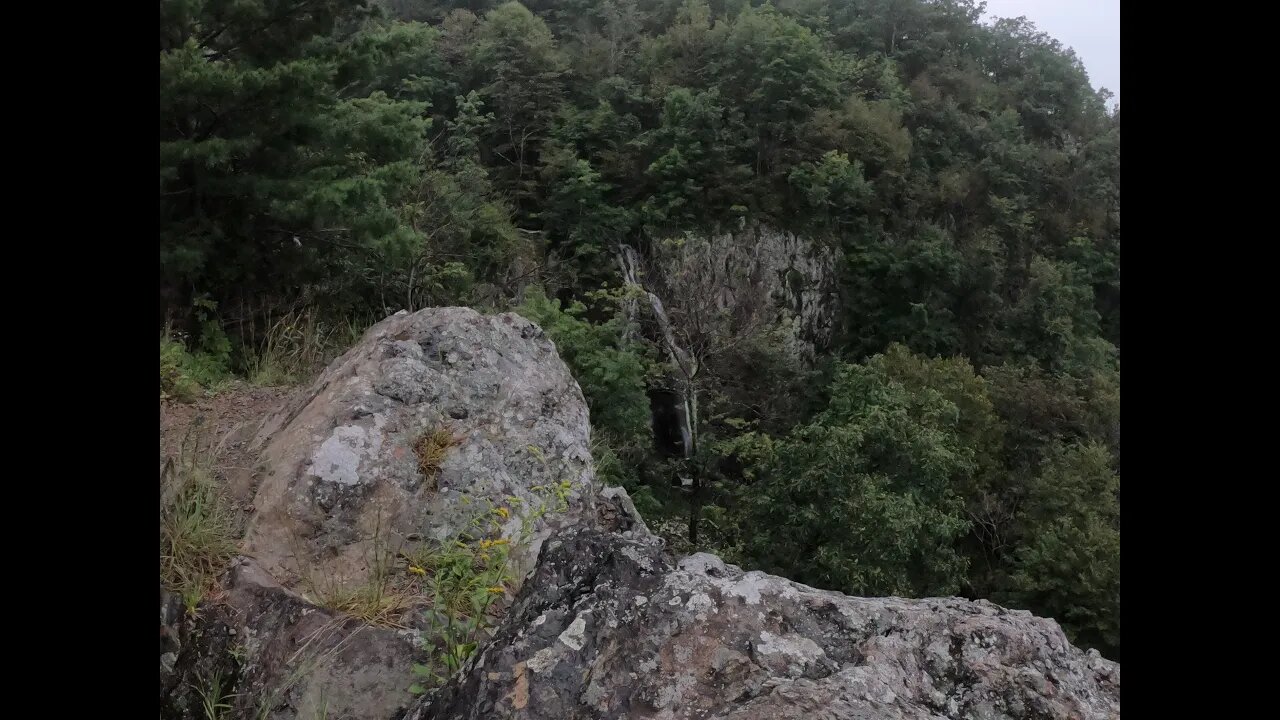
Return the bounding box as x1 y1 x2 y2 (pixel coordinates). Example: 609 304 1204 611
160 382 292 506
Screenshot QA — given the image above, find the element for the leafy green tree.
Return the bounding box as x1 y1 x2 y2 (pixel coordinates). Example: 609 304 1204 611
788 150 871 230
159 0 431 326
388 90 520 310
641 87 752 228
838 223 965 358
470 2 568 209
1000 256 1117 376
711 3 839 178
999 442 1120 659
536 145 635 287
740 350 976 597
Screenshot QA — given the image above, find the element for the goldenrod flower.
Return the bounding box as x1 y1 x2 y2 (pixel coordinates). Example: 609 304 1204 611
408 565 426 576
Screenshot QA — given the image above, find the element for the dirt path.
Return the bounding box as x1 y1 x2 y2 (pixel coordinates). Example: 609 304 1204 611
160 383 292 504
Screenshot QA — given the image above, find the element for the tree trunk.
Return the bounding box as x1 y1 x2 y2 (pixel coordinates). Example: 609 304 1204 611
688 469 701 545
685 385 701 546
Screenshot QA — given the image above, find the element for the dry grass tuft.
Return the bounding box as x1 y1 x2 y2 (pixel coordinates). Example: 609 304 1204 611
413 427 460 487
160 425 239 614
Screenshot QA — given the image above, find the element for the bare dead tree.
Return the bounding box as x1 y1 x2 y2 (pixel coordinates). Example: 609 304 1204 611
619 234 779 544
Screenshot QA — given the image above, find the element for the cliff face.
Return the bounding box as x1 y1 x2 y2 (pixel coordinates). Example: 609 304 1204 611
624 224 840 362
161 307 1119 720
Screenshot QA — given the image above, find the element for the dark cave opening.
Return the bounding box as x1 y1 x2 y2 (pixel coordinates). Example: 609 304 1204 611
648 387 686 459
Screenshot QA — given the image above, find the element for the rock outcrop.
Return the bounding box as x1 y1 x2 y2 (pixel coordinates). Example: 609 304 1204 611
162 306 1119 720
629 224 840 361
164 307 605 720
238 306 598 592
162 558 423 720
408 529 1120 720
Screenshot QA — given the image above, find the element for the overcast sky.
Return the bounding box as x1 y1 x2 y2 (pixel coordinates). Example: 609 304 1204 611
979 0 1120 108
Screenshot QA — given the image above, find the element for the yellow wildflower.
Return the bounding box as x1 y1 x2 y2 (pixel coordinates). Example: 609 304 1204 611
407 565 426 576
487 586 505 594
494 507 510 519
490 538 510 546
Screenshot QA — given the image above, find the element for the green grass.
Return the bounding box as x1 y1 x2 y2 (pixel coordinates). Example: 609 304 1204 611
162 309 371 402
299 513 418 628
160 427 239 614
194 669 234 720
244 310 365 387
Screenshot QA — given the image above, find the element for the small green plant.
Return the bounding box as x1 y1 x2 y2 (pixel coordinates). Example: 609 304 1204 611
414 428 460 487
161 424 239 614
407 482 571 694
195 669 234 720
160 298 237 402
160 334 232 402
308 578 415 628
406 501 515 692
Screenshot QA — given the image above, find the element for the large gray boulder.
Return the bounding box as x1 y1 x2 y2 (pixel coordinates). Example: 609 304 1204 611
409 529 1120 720
165 307 605 720
238 307 598 593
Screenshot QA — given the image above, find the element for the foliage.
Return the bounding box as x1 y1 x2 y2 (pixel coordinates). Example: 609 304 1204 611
406 504 515 691
194 669 235 720
517 287 653 486
160 426 240 615
161 335 222 402
161 299 237 401
738 350 976 597
244 310 368 386
159 0 516 335
161 0 1121 658
407 482 572 692
999 442 1120 659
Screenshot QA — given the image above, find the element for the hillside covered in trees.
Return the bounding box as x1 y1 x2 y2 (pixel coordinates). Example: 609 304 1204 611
160 0 1120 660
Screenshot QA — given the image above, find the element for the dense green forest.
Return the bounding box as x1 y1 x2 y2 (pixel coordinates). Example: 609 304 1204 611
160 0 1120 659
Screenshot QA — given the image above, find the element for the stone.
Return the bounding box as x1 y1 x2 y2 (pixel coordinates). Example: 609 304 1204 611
162 306 1119 720
407 529 1120 720
161 558 421 720
237 307 598 593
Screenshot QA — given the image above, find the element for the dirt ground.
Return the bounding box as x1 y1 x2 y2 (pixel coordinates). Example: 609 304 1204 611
160 382 292 505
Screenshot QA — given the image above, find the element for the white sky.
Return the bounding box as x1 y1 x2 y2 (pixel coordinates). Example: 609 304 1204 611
979 0 1120 108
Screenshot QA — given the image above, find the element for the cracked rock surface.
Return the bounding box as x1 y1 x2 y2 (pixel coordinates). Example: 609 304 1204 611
238 306 598 592
409 529 1119 720
162 307 1119 720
